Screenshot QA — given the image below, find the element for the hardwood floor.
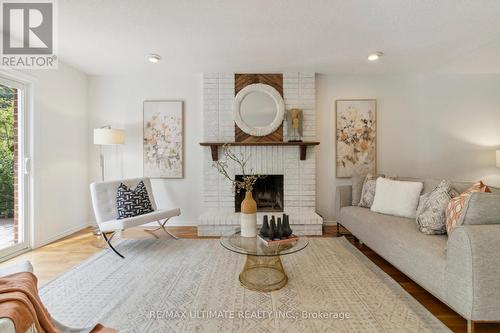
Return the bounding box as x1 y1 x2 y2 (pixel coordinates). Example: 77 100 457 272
0 225 498 333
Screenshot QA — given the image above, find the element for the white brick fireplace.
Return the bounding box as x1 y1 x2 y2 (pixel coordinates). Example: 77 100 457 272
199 73 323 236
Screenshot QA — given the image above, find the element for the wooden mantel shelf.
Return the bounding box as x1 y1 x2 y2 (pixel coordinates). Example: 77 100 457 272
199 141 320 161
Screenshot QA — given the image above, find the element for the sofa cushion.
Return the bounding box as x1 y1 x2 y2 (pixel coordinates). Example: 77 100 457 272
488 186 500 194
0 261 35 333
351 171 366 206
0 260 33 278
459 192 500 227
340 206 447 299
352 172 385 206
371 178 423 218
359 178 377 208
416 180 452 235
445 181 491 234
98 207 181 233
396 177 472 195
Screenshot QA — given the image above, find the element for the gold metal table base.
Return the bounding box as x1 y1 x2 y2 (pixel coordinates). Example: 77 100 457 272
239 255 288 292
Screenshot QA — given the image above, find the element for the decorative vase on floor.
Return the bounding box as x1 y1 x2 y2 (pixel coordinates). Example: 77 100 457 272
240 190 257 237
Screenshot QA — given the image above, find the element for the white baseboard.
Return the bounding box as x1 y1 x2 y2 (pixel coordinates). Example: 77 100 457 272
33 222 90 249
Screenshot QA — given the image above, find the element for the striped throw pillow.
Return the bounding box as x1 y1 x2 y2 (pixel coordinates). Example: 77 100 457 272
445 181 490 234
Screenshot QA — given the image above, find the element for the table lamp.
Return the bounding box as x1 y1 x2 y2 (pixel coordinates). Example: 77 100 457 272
93 126 125 181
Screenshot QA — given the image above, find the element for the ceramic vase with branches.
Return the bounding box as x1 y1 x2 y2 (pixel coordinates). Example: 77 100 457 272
212 145 265 237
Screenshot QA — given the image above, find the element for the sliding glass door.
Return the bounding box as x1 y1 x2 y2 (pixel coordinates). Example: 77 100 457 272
0 76 30 259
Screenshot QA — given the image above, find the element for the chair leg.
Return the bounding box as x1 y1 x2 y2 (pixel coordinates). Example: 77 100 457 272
102 232 124 258
144 228 160 239
163 228 179 240
159 219 179 239
144 218 179 239
467 320 475 333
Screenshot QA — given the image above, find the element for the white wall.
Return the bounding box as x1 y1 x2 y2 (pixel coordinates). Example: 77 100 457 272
27 62 89 247
88 73 500 226
88 74 203 225
317 74 500 222
9 63 500 245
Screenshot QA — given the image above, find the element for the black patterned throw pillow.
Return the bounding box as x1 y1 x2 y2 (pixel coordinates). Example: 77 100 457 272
116 181 154 219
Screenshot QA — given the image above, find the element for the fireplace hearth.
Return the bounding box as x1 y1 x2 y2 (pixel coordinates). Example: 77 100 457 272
235 175 284 212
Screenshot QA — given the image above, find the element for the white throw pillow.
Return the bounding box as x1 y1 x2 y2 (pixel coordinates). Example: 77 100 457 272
371 177 423 218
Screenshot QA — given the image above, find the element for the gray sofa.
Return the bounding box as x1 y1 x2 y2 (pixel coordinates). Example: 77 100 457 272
0 261 34 333
337 179 500 332
0 261 99 333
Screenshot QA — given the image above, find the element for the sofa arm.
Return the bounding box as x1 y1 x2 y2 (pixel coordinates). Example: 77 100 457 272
0 260 33 278
446 225 500 321
335 185 352 220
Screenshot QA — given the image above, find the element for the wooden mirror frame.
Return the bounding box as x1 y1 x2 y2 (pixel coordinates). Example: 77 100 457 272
233 83 285 137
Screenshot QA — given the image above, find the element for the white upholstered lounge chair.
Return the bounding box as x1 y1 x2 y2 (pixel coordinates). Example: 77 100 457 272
90 177 181 258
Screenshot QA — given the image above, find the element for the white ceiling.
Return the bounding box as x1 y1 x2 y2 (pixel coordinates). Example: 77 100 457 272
58 0 500 75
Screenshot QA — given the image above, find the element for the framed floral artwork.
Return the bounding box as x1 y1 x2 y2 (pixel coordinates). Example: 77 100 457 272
143 100 184 178
335 99 376 178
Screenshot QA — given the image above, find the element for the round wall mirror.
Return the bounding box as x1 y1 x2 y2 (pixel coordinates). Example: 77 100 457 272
233 83 285 137
240 92 277 127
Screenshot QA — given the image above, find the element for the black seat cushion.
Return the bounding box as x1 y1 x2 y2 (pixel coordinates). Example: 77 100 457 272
116 181 154 219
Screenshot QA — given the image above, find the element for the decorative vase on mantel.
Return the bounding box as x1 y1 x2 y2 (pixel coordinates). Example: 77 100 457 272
240 190 257 237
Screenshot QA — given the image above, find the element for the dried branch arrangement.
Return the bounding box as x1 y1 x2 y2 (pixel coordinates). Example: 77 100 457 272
212 144 265 193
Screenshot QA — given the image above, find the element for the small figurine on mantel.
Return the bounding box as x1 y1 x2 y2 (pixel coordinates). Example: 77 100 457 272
286 108 303 142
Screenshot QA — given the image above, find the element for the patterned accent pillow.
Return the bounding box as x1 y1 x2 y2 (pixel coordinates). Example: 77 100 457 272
358 174 380 208
116 181 154 219
416 180 452 235
416 191 430 217
445 181 491 234
352 172 385 206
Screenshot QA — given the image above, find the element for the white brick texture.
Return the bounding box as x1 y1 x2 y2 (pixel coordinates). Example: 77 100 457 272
200 73 322 235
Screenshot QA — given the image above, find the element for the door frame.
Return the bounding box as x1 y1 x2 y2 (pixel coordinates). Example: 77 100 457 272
0 69 35 261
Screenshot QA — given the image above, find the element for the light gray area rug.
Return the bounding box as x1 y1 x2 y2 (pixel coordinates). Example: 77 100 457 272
40 237 451 333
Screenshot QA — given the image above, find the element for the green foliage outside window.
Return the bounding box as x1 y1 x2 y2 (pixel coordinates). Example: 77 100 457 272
0 85 15 218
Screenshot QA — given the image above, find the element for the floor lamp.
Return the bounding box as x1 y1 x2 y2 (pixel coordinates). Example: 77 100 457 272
93 126 125 181
93 126 125 237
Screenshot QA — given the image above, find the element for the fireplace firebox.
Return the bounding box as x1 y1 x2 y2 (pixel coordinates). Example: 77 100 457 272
235 175 284 212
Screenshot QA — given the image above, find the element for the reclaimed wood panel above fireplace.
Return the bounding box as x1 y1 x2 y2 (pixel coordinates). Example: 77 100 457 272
234 73 284 143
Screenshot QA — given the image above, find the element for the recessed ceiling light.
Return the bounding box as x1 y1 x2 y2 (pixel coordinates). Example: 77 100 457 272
368 52 383 61
147 54 161 63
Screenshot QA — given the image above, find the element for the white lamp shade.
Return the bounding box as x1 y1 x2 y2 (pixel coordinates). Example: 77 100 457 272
93 128 125 145
496 150 500 168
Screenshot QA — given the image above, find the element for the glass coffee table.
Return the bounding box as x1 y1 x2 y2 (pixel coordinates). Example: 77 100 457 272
220 233 308 292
